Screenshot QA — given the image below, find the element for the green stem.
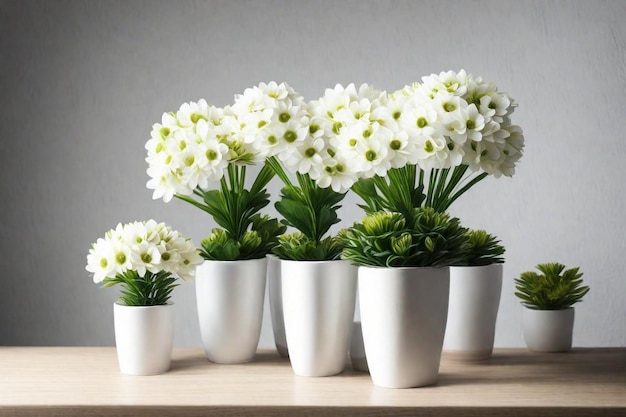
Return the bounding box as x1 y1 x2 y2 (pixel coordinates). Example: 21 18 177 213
441 171 489 211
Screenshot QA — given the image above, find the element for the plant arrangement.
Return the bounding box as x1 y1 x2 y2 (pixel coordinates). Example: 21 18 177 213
351 69 525 216
458 229 505 266
264 83 383 261
514 263 590 310
145 86 291 261
86 220 202 306
341 207 470 267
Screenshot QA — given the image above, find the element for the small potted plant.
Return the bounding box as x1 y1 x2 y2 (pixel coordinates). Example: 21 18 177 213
444 229 505 361
342 207 470 388
145 83 292 363
86 220 202 375
515 263 590 352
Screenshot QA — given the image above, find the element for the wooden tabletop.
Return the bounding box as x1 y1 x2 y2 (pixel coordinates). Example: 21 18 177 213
0 347 625 417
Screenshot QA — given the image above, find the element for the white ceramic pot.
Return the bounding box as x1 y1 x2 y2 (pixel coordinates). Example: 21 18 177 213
443 264 503 361
281 260 357 377
522 307 574 352
359 266 450 388
195 258 267 363
350 321 368 373
267 255 288 357
113 303 174 376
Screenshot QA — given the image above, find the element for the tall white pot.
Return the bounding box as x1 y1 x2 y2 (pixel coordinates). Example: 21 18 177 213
281 260 357 377
443 264 503 361
268 255 288 357
359 266 450 388
522 307 574 352
195 258 267 364
113 303 174 376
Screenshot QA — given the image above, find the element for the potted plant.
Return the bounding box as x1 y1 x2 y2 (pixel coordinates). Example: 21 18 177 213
515 263 589 352
342 208 470 388
444 229 505 361
145 85 290 363
86 220 202 375
264 84 380 377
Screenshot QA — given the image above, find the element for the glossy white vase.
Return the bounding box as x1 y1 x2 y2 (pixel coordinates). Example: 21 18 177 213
267 255 288 357
281 260 357 377
522 307 574 352
195 258 267 363
113 303 174 376
359 266 450 388
444 264 503 361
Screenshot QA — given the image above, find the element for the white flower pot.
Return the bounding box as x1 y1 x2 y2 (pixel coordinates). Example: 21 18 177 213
113 303 174 376
281 260 357 377
522 307 574 352
195 258 267 363
267 255 288 357
443 264 503 361
359 266 449 388
350 321 368 373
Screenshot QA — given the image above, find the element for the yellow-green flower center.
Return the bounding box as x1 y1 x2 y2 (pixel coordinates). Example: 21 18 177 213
284 131 297 143
206 149 218 161
279 112 291 123
417 117 428 128
390 139 402 150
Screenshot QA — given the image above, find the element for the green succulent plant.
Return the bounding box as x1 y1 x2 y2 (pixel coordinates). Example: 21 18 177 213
272 232 344 261
458 229 505 266
341 207 470 268
514 263 589 310
200 214 286 261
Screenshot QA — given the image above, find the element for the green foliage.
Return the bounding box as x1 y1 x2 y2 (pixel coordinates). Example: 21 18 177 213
458 229 505 266
274 174 345 243
341 207 470 267
352 164 490 216
514 263 590 310
176 164 284 260
352 165 425 221
102 270 177 306
200 215 286 261
267 157 346 261
272 232 345 261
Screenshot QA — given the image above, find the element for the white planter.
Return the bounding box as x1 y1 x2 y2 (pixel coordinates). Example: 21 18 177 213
113 303 174 376
267 256 288 357
359 266 449 388
443 264 503 361
350 321 368 373
522 307 574 352
195 258 267 364
281 260 357 377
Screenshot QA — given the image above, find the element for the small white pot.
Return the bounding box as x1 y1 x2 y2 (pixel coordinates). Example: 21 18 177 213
359 266 449 388
195 258 267 364
267 255 288 357
281 260 357 377
113 303 174 376
522 307 574 352
443 264 503 361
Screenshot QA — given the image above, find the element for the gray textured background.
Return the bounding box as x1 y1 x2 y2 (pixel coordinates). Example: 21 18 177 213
1 0 625 348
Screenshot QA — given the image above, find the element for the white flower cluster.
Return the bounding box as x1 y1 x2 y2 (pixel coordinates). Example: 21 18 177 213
146 71 524 198
86 220 202 283
146 82 307 202
398 69 524 176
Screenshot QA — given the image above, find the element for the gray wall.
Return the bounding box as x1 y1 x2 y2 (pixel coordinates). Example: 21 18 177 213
1 0 625 348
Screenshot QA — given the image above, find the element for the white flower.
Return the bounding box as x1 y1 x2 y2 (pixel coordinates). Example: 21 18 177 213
86 238 117 283
86 220 202 283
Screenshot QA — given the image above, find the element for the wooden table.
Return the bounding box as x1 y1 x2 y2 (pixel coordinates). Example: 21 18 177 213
1 347 624 416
